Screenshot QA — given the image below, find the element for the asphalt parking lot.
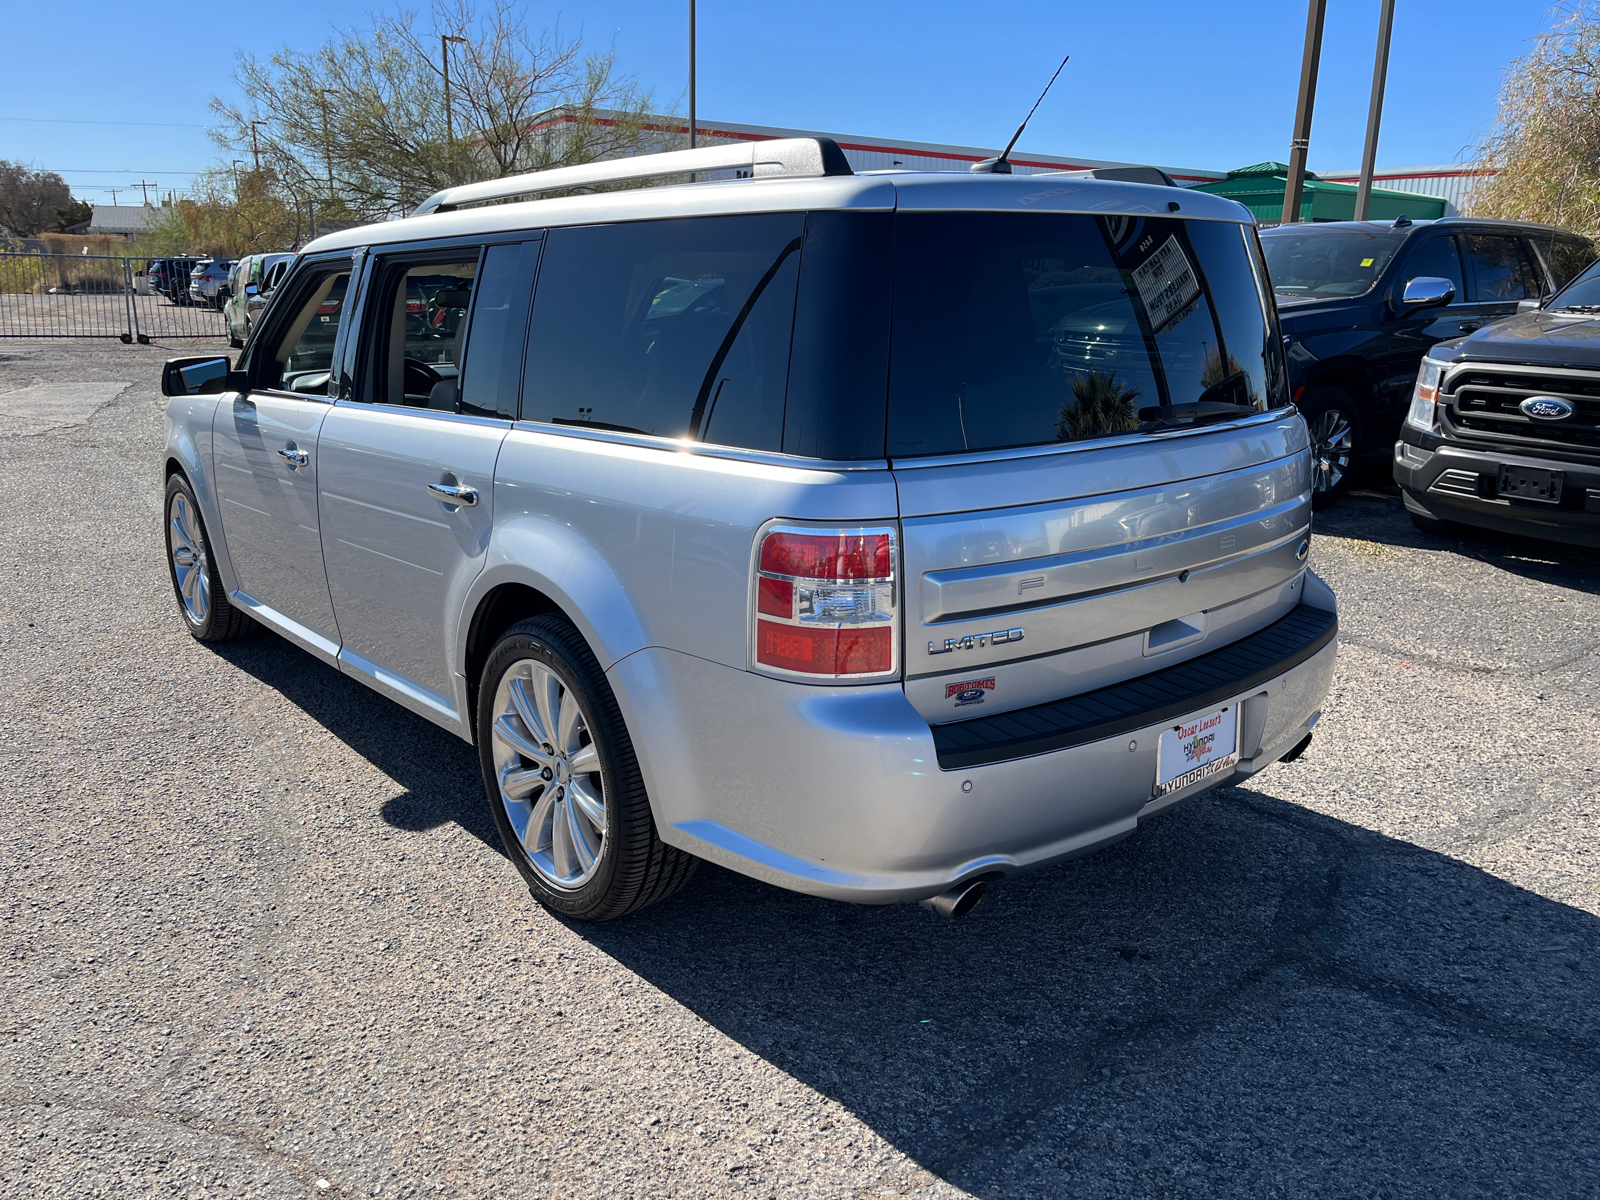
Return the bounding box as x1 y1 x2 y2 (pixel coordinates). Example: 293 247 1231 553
3 337 1599 1199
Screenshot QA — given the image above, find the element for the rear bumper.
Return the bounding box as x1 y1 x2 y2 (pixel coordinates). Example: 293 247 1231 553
1394 435 1600 548
610 577 1338 904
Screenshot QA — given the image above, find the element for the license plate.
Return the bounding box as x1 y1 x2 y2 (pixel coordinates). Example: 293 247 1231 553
1155 705 1239 796
1498 464 1563 503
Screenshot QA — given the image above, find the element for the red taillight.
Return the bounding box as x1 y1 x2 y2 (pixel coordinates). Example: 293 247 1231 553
753 525 897 678
406 299 424 313
317 299 340 315
759 531 891 580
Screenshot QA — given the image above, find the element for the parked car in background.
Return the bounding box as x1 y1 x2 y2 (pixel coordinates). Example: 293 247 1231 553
1396 256 1600 548
225 252 295 347
158 139 1337 922
146 257 202 304
1260 217 1596 507
188 258 236 310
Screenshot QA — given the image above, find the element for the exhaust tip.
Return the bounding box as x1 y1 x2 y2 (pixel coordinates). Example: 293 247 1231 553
919 879 988 919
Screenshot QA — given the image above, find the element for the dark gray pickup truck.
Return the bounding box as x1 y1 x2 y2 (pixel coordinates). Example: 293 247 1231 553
1395 257 1600 548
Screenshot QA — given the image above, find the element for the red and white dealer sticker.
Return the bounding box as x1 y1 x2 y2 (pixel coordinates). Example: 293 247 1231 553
1155 706 1239 795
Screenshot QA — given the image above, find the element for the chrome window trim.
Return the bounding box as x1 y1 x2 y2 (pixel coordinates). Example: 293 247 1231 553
249 388 336 406
331 399 512 429
508 418 889 472
887 408 1296 471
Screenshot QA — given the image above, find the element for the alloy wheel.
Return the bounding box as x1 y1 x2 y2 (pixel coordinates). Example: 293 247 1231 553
167 491 211 625
1310 407 1354 494
490 659 606 890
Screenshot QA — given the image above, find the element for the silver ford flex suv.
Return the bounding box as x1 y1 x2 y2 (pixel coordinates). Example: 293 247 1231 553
159 137 1337 920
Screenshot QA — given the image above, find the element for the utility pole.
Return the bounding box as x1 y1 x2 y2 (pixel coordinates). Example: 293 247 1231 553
1354 0 1397 222
688 0 696 149
231 160 243 191
250 120 266 171
442 34 467 175
319 89 337 198
131 180 156 205
1280 0 1328 225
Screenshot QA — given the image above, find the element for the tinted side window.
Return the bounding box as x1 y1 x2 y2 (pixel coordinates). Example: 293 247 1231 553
782 211 893 460
1464 234 1541 301
458 241 538 421
1402 236 1464 299
523 214 803 450
1539 236 1598 291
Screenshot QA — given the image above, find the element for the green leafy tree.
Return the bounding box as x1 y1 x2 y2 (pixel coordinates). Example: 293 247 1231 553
0 162 73 236
1468 2 1600 235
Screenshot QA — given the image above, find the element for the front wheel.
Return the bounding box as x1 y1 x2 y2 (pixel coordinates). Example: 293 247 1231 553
164 474 256 642
1298 388 1360 510
477 616 697 920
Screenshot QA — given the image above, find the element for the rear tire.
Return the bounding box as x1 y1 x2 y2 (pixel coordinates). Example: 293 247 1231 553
164 473 256 642
1298 387 1360 510
477 616 697 920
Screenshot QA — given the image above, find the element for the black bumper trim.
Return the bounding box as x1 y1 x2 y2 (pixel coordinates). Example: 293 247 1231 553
930 604 1338 770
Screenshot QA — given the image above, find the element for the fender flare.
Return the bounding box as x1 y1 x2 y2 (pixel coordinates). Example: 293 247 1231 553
454 512 654 682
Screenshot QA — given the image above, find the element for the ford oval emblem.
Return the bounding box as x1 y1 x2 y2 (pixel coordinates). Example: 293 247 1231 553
1520 395 1575 421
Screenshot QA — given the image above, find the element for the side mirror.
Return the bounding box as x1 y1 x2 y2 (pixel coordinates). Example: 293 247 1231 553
1401 276 1456 310
245 284 259 296
1516 298 1544 314
161 355 240 398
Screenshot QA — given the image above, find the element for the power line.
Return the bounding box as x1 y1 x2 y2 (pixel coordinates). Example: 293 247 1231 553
46 169 209 176
0 116 209 129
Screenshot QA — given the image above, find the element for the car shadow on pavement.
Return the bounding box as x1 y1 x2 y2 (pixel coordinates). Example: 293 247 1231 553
585 785 1600 1197
1318 483 1600 591
211 634 504 856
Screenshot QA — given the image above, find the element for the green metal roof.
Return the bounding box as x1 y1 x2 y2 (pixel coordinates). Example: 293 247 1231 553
1192 165 1445 224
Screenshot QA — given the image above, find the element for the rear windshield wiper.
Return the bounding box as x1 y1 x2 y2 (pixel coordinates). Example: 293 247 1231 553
1139 401 1258 431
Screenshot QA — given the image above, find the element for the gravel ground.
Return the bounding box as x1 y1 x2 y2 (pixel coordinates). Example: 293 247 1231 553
2 338 1598 1199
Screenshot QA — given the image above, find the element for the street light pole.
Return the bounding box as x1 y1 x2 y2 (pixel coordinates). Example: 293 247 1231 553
250 121 265 171
1280 0 1328 225
442 34 467 176
688 0 696 150
1354 0 1397 222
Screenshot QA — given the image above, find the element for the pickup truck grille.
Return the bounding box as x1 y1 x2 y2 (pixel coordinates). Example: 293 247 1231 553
1444 368 1600 452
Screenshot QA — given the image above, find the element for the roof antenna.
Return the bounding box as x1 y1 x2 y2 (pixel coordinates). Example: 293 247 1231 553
971 54 1070 174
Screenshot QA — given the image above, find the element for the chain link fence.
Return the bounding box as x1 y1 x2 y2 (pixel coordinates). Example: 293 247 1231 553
0 253 230 342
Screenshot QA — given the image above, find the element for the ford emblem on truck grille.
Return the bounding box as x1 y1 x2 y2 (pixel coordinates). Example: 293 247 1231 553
1520 396 1575 421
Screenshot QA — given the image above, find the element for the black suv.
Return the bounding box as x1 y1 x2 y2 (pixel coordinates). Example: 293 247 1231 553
1260 217 1595 506
1395 257 1600 548
146 257 202 304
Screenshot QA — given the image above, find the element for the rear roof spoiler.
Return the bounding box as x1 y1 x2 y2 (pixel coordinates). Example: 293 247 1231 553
412 136 855 216
1041 165 1181 188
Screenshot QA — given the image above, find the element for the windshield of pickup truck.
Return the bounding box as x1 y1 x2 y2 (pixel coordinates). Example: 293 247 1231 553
1549 257 1600 310
887 212 1282 456
1259 226 1407 299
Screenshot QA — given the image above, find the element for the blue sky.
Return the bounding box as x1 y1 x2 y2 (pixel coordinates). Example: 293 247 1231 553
0 0 1561 202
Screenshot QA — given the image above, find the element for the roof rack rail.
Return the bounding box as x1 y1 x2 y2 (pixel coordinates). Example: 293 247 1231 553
411 136 854 216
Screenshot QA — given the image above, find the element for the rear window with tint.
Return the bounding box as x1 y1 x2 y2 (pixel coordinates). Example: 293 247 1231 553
887 213 1282 458
522 213 803 451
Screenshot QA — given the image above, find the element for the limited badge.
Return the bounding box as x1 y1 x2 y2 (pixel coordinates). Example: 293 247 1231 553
946 677 996 707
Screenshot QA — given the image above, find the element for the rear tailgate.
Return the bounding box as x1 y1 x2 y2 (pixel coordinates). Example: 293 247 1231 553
896 413 1311 723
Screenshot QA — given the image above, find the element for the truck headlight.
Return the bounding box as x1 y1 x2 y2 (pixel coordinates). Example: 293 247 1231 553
1405 359 1445 432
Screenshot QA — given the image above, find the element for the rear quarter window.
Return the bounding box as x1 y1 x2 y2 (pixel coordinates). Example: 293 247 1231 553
521 213 804 451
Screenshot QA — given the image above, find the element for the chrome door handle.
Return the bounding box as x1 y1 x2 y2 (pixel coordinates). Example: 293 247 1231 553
277 446 309 466
428 481 479 506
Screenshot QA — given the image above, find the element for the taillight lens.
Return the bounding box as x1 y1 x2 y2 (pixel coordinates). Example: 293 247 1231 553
317 299 341 315
753 526 898 679
1406 358 1445 431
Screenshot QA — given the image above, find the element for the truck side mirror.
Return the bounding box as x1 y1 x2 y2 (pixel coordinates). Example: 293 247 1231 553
1401 276 1456 310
